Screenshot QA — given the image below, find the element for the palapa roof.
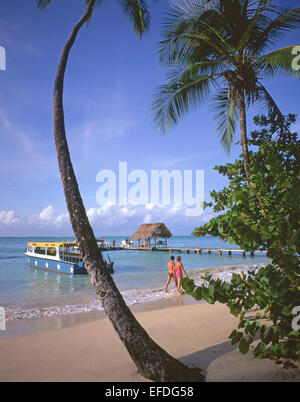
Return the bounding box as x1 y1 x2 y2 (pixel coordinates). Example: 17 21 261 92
130 223 172 240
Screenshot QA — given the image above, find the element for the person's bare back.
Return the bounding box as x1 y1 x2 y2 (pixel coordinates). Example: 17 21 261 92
164 256 177 292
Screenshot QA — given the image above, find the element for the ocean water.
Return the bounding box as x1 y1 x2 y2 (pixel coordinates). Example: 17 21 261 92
0 236 270 320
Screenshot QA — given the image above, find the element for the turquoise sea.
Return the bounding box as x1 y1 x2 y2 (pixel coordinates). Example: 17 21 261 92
0 236 270 320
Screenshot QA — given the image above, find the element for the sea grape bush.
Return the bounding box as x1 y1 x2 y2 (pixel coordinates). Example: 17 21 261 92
183 266 300 360
183 114 300 362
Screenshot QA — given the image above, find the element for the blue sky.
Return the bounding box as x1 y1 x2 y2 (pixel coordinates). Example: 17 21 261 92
0 0 299 236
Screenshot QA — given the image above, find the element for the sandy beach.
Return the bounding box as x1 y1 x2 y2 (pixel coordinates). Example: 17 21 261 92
1 296 298 382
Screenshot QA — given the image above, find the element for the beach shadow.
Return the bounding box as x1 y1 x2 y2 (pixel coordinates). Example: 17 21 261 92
179 340 238 373
178 339 288 382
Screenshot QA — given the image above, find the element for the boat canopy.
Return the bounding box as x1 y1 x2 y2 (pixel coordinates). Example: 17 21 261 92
27 241 77 248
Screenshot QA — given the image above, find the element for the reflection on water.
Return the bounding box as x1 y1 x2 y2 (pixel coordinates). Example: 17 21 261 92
23 264 94 308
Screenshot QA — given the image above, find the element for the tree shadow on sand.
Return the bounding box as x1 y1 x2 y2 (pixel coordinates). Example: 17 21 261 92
180 340 238 375
178 340 290 382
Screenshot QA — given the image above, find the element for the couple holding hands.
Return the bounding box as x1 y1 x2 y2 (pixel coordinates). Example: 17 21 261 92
164 255 188 293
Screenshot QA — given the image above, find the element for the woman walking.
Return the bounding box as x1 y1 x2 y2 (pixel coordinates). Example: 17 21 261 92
175 256 188 293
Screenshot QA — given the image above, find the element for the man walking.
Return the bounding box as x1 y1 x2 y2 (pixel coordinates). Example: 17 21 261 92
164 255 177 292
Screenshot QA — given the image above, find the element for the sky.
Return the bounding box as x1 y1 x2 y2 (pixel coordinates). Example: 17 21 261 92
0 0 299 236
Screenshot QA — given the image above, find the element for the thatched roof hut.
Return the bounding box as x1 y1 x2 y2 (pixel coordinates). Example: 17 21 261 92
130 223 172 247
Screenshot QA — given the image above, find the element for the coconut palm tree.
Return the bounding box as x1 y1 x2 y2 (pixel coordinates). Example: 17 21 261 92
37 0 204 382
152 0 300 180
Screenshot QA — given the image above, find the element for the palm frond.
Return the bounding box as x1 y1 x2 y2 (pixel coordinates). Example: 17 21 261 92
254 84 284 124
161 0 219 32
118 0 151 38
152 73 217 133
257 45 300 78
158 1 223 65
169 59 230 81
154 0 299 157
180 29 236 65
36 0 52 9
254 8 300 52
211 88 239 153
236 0 269 52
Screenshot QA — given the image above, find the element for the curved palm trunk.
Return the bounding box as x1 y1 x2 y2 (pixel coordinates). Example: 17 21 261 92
52 0 204 382
239 91 250 181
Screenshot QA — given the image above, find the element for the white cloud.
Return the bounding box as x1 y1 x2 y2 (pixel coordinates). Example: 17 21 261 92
37 205 69 227
38 205 55 221
86 202 213 232
143 213 152 224
0 210 21 225
0 203 215 236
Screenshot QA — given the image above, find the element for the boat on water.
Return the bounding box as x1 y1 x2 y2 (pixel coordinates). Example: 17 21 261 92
24 241 114 275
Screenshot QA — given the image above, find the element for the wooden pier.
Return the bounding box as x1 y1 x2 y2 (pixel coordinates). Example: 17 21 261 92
108 223 266 257
101 246 266 257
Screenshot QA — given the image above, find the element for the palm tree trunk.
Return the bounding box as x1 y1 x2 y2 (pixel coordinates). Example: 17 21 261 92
52 0 204 382
239 90 250 181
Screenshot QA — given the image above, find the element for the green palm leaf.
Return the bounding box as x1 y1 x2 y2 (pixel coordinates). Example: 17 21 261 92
37 0 51 8
257 45 300 78
236 0 271 52
211 88 239 153
158 1 225 65
118 0 151 37
254 84 284 123
153 0 299 175
254 8 300 52
189 23 237 60
152 73 217 133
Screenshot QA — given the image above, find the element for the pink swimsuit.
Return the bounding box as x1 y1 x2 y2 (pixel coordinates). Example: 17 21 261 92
175 262 183 278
